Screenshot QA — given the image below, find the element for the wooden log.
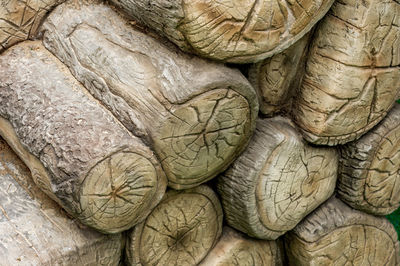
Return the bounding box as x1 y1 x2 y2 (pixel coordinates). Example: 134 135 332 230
285 197 400 265
125 185 223 266
217 116 338 240
338 104 400 216
0 41 167 233
199 226 284 266
248 32 311 116
293 0 400 145
107 0 334 63
40 1 259 190
0 137 124 265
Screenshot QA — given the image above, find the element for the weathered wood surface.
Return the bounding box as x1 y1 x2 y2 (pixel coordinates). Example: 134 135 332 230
126 185 223 266
293 0 400 145
199 226 284 266
217 117 338 240
0 137 124 265
108 0 334 63
41 1 258 190
248 33 311 116
338 104 400 216
0 41 167 233
286 197 400 265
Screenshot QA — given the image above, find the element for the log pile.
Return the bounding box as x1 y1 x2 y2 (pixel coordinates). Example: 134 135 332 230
0 0 399 265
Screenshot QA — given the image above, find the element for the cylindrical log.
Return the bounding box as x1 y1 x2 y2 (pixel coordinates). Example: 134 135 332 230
199 226 284 266
293 0 400 145
108 0 334 63
126 185 223 266
40 1 259 190
217 117 338 240
285 197 400 265
0 137 124 265
0 41 167 233
338 104 400 216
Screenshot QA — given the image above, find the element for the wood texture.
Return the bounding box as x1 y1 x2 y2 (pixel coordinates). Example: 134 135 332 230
0 41 167 233
0 137 124 265
293 0 400 145
217 117 338 240
41 1 258 190
286 197 400 265
126 185 223 266
338 104 400 216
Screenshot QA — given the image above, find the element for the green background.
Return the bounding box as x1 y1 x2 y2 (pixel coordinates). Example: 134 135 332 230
387 208 400 240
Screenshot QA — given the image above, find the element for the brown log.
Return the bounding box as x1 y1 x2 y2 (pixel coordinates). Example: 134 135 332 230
125 185 223 266
0 41 167 233
338 104 400 216
0 137 124 265
293 0 400 145
285 197 400 265
40 1 258 190
217 117 338 240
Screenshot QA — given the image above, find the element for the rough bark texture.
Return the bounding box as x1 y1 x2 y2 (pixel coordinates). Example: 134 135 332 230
293 0 400 145
248 32 311 116
126 185 223 266
286 197 400 265
217 117 338 240
0 137 124 265
338 104 400 216
199 226 284 266
40 1 258 190
0 41 167 233
108 0 334 63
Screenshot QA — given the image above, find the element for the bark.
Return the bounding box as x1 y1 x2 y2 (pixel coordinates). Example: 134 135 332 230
0 41 167 233
0 137 124 265
199 226 284 266
125 185 223 266
217 117 338 240
338 104 400 216
285 196 400 265
40 1 258 190
293 0 400 145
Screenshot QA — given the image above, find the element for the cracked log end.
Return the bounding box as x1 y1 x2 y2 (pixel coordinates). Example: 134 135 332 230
126 185 223 265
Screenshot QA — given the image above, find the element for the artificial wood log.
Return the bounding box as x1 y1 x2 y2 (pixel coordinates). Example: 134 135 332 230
285 197 400 265
199 226 284 266
108 0 334 63
0 41 167 233
217 116 338 240
293 0 400 146
0 137 124 265
338 104 400 216
125 185 223 266
41 1 258 190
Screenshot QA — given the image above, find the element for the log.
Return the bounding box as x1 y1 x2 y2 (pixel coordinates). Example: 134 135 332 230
285 197 400 265
0 41 167 233
293 0 400 145
0 137 124 265
217 116 338 240
199 227 284 266
107 0 334 63
338 104 400 216
40 1 259 190
125 185 223 266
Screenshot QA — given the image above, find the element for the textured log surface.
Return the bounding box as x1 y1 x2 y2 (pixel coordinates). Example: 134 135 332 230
41 1 258 190
293 0 400 145
286 197 400 265
126 185 223 265
338 104 400 216
0 138 124 265
217 117 338 240
0 41 167 233
248 33 311 116
199 226 284 266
